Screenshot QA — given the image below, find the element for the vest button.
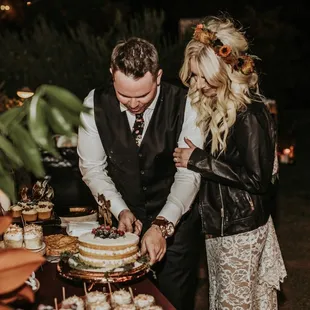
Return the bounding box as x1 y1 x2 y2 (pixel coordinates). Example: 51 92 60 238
140 170 145 175
143 186 147 191
138 153 143 157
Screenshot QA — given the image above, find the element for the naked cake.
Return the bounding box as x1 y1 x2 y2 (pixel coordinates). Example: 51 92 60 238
78 225 139 268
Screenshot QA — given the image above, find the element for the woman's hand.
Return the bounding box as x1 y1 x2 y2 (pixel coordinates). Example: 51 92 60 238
173 137 197 168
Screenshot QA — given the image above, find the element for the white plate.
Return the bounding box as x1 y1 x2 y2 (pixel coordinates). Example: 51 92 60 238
0 241 46 256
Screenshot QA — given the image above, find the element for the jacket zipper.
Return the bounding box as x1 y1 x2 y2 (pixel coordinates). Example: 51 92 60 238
246 193 254 211
219 184 224 237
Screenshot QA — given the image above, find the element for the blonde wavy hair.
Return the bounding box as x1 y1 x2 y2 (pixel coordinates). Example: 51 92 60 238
180 16 263 155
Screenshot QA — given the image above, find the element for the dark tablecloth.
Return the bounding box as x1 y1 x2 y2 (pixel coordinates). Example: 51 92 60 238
32 262 175 309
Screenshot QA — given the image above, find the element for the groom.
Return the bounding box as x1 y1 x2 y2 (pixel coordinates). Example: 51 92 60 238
77 37 203 310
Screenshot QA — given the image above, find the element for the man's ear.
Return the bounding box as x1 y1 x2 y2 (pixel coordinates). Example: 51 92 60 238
156 69 163 85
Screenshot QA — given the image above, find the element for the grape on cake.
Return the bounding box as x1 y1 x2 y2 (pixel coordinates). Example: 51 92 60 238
78 225 139 269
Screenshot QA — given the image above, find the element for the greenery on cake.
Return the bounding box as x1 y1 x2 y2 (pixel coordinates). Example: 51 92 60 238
91 225 125 239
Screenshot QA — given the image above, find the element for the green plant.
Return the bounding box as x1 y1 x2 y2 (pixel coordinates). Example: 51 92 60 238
0 84 90 202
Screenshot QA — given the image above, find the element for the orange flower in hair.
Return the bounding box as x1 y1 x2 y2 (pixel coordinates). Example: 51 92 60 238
235 55 255 75
192 22 258 75
218 45 232 58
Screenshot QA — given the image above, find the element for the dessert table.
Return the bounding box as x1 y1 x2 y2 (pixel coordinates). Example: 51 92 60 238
25 225 176 310
33 262 176 309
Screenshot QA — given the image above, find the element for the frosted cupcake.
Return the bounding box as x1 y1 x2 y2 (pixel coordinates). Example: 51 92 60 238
9 204 22 218
24 224 43 249
86 291 108 305
37 203 53 220
111 290 132 306
86 300 111 310
60 295 84 310
133 294 155 309
4 224 23 248
22 207 38 222
38 201 54 208
114 305 136 310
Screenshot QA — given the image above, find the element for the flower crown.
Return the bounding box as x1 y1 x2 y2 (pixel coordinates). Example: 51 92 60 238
193 23 258 75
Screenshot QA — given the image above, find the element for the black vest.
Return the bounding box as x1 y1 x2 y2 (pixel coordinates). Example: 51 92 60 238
94 82 187 222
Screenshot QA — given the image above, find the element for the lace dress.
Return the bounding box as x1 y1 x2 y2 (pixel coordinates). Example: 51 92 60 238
205 153 287 309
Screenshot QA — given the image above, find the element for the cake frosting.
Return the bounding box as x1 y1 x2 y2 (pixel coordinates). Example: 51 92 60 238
134 294 155 308
24 224 43 249
111 290 132 306
4 224 23 248
86 291 108 304
86 300 111 310
22 207 38 222
9 204 22 218
78 226 139 268
60 295 84 310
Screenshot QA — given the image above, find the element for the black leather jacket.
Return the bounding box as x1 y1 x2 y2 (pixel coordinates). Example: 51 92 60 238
188 101 277 237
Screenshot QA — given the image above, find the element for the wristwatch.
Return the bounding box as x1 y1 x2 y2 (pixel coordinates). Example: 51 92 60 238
151 217 175 239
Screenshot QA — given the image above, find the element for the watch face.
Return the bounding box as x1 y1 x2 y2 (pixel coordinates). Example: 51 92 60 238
166 223 175 236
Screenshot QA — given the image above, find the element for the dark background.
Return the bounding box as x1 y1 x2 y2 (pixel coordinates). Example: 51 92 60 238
0 0 308 110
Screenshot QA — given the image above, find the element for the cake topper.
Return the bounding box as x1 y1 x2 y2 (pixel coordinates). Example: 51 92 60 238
97 194 112 227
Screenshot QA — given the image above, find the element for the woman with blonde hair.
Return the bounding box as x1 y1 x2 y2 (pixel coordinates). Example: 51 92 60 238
173 15 287 309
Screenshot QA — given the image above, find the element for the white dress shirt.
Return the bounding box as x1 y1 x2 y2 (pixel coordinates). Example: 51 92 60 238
77 86 204 226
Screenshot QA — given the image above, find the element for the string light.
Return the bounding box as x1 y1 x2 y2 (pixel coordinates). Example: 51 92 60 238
0 5 11 11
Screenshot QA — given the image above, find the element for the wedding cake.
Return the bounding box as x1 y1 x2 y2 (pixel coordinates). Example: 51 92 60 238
78 225 139 268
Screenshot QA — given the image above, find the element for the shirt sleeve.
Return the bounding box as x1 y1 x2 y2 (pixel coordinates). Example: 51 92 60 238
157 96 204 225
77 90 129 219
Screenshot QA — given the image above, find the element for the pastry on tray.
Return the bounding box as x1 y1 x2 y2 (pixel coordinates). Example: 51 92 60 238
111 289 132 306
134 294 155 308
44 234 78 256
3 224 23 248
24 224 43 249
59 295 84 310
22 207 38 222
9 204 23 218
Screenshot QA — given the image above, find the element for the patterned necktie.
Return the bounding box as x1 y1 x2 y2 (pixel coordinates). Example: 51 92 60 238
132 113 144 146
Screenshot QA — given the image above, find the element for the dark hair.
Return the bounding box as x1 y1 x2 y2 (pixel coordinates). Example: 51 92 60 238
110 37 160 79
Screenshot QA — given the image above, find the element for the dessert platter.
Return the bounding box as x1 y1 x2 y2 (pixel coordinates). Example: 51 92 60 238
7 180 59 224
57 225 151 284
1 223 46 255
39 287 164 310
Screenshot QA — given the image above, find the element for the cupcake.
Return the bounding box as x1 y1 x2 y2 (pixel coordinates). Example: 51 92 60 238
24 224 43 249
134 294 155 309
111 290 132 306
60 295 84 310
37 203 53 220
4 224 23 248
9 204 22 218
86 291 108 305
114 305 136 310
38 201 54 208
86 300 111 310
22 207 38 222
143 306 163 310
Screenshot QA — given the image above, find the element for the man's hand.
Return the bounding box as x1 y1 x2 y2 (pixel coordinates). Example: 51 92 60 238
141 225 166 265
118 210 142 235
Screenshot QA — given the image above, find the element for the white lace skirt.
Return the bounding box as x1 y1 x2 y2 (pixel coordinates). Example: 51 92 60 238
205 217 287 310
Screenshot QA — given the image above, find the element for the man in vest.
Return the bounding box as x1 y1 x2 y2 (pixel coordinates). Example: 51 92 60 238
77 37 203 310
